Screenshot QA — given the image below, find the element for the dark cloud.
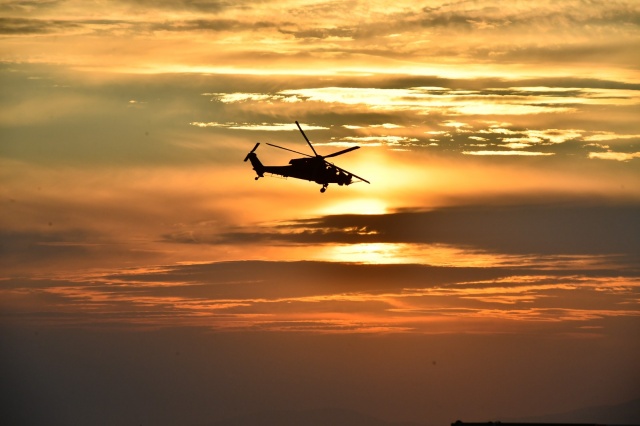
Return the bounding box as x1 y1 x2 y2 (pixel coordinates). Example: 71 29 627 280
418 11 483 30
0 0 61 13
117 0 242 13
0 17 258 36
278 25 356 40
184 202 640 255
418 3 640 31
264 1 640 62
105 260 517 298
485 41 640 66
0 17 82 34
149 19 277 32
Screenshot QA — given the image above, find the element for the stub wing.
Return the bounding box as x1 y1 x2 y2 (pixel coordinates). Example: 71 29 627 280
332 163 370 184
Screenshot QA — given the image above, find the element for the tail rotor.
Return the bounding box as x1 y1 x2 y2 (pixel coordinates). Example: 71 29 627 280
244 143 260 162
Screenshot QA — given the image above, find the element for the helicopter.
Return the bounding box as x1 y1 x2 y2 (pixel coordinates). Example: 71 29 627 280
244 121 370 193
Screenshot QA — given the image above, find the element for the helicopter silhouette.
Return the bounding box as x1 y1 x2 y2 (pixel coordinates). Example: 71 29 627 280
244 121 370 193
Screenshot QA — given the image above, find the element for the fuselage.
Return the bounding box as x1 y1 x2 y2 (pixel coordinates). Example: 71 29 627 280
264 157 352 185
247 152 352 186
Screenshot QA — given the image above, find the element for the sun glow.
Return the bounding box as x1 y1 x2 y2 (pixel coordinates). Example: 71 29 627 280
321 243 517 266
326 243 414 264
318 198 388 216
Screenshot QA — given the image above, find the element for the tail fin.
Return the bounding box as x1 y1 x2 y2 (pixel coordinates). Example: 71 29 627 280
243 143 260 162
244 143 264 178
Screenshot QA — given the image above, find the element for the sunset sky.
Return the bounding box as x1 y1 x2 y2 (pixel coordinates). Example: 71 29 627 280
1 1 639 425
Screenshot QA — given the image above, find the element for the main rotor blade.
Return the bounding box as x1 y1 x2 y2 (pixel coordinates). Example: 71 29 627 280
295 121 319 157
330 162 370 184
323 145 360 159
266 142 313 158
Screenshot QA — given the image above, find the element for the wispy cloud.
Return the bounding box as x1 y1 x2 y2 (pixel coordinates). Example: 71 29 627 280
190 121 328 131
195 83 639 156
4 260 638 334
463 150 554 156
588 151 640 161
211 86 640 114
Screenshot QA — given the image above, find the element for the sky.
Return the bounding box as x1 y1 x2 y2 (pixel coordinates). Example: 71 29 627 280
1 1 640 425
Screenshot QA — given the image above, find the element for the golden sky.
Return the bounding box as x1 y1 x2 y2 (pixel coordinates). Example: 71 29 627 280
1 1 640 425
